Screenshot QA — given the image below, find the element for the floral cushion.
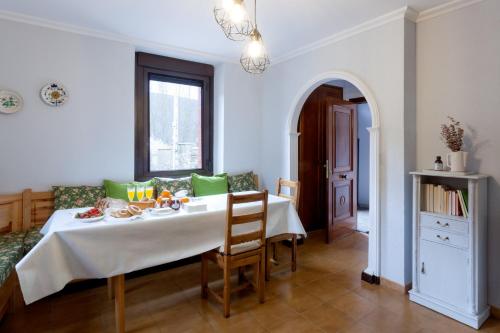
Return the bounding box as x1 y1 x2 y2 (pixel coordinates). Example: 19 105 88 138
53 186 105 210
23 226 44 254
0 232 25 285
227 172 257 193
153 177 193 197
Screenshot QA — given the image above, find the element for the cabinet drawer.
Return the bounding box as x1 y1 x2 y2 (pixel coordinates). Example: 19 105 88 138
420 213 467 234
420 228 468 249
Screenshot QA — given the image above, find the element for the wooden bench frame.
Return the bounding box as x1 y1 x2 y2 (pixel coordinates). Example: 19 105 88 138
0 189 55 321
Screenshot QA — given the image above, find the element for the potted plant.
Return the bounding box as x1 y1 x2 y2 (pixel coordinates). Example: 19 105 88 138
440 116 467 172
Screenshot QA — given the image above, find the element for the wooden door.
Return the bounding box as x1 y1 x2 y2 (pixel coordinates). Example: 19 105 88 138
298 85 343 231
326 101 357 243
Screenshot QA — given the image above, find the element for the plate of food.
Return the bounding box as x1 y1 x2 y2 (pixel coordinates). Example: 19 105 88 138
109 205 143 221
74 208 105 222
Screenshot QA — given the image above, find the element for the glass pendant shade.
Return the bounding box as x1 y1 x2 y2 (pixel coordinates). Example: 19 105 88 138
214 0 253 41
240 28 270 74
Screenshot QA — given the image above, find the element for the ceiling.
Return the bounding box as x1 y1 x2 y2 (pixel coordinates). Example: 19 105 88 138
0 0 452 63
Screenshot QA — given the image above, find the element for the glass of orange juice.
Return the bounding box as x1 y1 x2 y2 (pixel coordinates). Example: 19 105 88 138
127 185 135 202
145 186 154 200
136 185 145 201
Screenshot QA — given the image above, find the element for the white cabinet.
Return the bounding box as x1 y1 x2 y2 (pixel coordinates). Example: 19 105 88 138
409 172 489 329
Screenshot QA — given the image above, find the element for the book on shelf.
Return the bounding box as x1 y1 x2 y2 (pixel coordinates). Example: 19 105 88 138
421 183 468 218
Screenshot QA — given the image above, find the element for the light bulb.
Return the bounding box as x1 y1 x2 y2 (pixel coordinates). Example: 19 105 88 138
248 39 263 58
229 2 245 23
221 0 234 10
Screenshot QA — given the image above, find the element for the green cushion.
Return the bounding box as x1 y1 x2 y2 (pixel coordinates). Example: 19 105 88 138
23 226 44 254
228 172 257 193
153 177 193 197
0 232 25 285
104 179 154 201
191 173 228 197
53 186 106 210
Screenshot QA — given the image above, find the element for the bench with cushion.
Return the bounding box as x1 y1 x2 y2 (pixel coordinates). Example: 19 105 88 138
0 189 54 320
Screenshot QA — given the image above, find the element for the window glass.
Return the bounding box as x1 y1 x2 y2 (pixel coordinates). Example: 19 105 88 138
149 79 202 171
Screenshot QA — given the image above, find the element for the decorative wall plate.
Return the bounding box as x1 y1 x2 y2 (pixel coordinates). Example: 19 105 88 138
0 90 23 114
40 83 68 107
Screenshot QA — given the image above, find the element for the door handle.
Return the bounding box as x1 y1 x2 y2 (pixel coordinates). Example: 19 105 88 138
339 174 347 179
324 160 329 179
421 262 425 274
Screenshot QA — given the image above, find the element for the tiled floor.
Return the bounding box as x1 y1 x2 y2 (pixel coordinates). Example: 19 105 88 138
2 231 500 333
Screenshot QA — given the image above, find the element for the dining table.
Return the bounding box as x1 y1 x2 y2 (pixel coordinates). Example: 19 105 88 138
15 191 306 333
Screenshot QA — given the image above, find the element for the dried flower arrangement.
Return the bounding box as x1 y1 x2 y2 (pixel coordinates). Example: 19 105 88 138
440 116 464 152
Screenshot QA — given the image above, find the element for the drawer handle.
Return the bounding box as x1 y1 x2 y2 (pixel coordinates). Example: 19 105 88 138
436 235 450 241
436 221 450 227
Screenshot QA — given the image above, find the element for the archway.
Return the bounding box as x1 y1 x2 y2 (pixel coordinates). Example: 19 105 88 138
286 70 381 279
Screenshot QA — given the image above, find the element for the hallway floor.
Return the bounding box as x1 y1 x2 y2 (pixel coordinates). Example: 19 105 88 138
1 231 499 332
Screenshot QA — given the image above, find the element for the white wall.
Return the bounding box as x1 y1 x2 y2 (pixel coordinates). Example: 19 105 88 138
214 63 262 176
259 17 416 285
0 18 263 195
416 0 500 307
0 19 135 193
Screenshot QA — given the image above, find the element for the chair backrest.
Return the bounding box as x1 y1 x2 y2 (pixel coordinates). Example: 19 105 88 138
224 190 268 255
276 178 301 210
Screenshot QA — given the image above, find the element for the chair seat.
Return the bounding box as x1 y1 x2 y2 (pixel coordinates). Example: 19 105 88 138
219 239 262 255
0 232 25 286
23 226 44 254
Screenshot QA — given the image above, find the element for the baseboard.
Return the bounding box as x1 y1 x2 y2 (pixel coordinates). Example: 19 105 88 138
491 305 500 319
361 271 380 284
380 277 412 294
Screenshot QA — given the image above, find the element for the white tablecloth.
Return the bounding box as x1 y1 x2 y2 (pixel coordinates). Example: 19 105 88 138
16 192 306 304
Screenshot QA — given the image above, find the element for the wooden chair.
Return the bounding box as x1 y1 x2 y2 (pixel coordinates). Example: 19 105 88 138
266 178 301 281
201 190 268 318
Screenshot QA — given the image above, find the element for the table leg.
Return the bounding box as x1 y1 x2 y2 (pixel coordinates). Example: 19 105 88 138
114 274 125 333
107 277 114 300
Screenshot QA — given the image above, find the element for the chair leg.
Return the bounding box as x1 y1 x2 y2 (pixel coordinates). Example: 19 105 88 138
291 234 297 272
201 255 208 299
223 261 231 318
265 241 271 281
259 252 266 303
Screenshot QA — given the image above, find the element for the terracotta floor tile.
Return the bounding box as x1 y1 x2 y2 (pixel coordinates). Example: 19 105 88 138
302 302 356 332
267 316 324 333
329 291 377 321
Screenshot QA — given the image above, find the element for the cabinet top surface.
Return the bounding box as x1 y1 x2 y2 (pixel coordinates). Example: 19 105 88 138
410 170 488 179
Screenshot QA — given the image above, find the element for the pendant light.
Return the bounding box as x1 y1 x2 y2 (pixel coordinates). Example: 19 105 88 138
240 0 270 74
214 0 253 41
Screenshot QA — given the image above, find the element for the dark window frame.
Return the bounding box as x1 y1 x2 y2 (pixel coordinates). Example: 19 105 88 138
135 52 214 180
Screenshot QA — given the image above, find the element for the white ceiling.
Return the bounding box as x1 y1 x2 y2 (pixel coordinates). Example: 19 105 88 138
0 0 452 63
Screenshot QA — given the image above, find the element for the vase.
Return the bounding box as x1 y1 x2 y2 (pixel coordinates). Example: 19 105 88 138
446 151 468 172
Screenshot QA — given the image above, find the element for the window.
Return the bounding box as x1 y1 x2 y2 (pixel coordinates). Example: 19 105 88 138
135 53 214 180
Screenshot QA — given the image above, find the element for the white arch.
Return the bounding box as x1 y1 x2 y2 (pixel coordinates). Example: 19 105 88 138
286 70 381 278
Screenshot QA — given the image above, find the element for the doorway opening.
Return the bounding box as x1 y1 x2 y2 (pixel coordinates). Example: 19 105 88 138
287 71 380 280
297 80 371 241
